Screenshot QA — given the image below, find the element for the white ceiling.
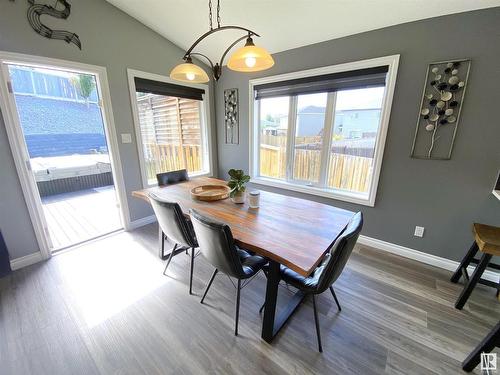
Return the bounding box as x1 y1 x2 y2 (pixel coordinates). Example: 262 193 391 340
107 0 500 64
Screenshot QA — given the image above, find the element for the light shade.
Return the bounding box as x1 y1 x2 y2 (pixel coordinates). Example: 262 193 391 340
170 60 209 83
227 37 274 73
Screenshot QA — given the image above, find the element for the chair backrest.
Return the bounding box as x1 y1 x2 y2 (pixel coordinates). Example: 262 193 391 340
315 212 363 293
148 193 197 248
156 169 188 186
190 209 246 279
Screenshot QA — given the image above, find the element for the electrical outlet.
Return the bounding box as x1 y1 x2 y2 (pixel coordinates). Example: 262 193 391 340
414 226 425 237
121 133 132 144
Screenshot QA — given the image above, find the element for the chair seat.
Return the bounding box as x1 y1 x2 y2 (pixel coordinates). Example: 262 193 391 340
237 248 267 278
280 253 330 293
473 223 500 256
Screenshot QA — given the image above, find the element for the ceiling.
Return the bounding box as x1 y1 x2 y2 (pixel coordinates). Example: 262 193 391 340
107 0 500 64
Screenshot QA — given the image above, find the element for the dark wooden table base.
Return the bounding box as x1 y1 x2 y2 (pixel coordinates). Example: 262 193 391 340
261 261 306 342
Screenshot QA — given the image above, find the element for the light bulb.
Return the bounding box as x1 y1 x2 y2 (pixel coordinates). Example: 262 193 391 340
245 56 257 68
186 72 195 81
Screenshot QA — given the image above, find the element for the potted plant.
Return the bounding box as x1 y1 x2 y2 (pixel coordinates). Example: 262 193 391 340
227 169 250 204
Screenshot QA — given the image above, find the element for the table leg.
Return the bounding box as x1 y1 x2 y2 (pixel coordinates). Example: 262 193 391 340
261 261 306 342
262 261 280 342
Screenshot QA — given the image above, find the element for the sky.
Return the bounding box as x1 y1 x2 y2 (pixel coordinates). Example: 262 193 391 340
260 87 385 117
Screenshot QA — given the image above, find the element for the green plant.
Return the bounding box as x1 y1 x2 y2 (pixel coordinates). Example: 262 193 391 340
70 74 96 106
227 169 250 198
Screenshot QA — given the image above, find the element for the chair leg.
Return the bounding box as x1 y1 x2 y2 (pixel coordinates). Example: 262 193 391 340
158 227 165 259
163 243 178 276
200 269 218 304
462 321 500 372
189 247 195 295
312 294 323 352
329 286 342 311
235 279 241 336
455 253 492 310
451 242 479 283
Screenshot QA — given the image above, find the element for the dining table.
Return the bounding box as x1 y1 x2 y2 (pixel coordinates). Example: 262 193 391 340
132 176 354 342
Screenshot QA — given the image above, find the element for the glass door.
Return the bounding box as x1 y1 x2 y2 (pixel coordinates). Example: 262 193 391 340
1 61 124 252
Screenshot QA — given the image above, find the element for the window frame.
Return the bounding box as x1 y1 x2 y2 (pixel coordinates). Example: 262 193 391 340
249 55 400 207
127 69 213 188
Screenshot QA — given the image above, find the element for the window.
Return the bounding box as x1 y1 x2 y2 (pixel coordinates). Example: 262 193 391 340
128 70 212 186
250 56 399 206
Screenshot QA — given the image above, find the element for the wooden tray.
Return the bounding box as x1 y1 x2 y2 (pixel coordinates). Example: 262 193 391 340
191 185 230 201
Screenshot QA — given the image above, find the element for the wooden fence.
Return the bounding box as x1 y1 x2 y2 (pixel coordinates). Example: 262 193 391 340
260 145 372 193
143 143 202 180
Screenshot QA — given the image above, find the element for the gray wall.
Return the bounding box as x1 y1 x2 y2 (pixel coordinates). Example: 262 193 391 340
215 8 500 262
0 0 216 259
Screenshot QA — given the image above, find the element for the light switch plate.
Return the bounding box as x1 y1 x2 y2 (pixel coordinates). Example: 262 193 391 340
414 226 425 237
121 133 132 144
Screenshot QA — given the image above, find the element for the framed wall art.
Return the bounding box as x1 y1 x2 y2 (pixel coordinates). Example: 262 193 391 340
224 88 239 144
410 59 471 159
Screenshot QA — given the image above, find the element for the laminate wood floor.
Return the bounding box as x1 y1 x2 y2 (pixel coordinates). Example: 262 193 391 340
1 224 498 374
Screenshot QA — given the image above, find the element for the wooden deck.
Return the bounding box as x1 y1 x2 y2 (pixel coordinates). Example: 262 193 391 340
41 186 122 250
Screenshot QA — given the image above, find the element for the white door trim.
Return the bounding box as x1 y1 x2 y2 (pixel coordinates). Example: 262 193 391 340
0 51 131 259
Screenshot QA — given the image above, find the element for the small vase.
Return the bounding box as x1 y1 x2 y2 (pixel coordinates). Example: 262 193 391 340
231 191 245 204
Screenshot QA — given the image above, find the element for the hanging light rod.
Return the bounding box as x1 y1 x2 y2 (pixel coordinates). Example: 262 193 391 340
170 0 274 84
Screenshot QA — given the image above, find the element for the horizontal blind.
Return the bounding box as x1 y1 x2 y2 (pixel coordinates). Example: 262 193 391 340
135 77 204 101
254 66 388 100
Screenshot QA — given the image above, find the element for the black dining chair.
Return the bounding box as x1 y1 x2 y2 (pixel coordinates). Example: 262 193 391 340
157 169 189 187
189 209 268 336
155 169 189 259
149 193 198 294
275 212 363 352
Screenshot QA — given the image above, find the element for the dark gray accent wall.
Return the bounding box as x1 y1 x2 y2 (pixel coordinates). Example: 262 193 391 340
215 8 500 261
0 0 216 258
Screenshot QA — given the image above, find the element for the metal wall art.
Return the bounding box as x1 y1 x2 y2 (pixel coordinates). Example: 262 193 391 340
224 88 239 144
10 0 82 49
410 59 470 159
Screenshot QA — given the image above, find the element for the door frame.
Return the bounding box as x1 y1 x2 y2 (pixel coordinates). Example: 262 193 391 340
0 51 130 259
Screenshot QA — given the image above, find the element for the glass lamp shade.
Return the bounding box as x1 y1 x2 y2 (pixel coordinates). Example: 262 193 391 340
169 61 209 83
227 38 274 72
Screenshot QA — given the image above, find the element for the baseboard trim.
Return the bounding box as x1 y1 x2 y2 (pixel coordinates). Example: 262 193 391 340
10 251 44 271
8 228 499 284
358 235 500 283
128 215 157 230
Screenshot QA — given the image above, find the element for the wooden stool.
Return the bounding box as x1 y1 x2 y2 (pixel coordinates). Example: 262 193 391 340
451 223 500 310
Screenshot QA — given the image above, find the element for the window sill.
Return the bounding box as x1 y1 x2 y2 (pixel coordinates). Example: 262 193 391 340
250 176 375 207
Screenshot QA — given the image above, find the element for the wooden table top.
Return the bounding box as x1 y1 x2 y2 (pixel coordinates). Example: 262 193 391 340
132 177 354 276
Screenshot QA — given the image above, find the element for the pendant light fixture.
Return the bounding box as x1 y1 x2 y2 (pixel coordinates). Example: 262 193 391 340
169 0 274 83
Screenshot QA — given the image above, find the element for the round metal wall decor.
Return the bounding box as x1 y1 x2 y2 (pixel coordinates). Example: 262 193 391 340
410 59 471 159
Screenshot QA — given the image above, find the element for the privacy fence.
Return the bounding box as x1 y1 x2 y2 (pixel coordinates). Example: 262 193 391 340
259 135 374 193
